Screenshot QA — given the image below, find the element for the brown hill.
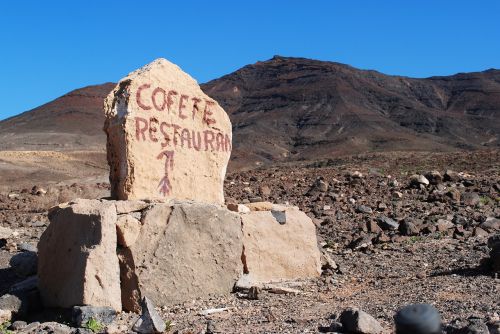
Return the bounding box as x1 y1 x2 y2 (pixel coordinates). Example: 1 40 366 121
1 57 499 172
203 56 500 169
0 83 115 151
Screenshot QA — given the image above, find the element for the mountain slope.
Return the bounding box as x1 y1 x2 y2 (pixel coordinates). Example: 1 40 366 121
0 57 499 170
202 56 500 168
0 83 115 150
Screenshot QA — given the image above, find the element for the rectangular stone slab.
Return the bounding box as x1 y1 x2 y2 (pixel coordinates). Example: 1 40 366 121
104 58 232 203
38 199 121 311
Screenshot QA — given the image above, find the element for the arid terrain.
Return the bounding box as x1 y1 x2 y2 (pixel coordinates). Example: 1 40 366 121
0 56 499 333
0 150 498 333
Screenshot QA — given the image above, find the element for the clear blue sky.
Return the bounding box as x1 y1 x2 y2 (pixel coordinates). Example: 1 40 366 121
1 0 499 120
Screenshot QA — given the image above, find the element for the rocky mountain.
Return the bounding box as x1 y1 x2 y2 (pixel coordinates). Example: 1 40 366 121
1 57 499 169
0 83 115 151
203 56 500 169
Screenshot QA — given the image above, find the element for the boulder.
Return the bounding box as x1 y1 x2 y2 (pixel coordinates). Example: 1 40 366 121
104 58 232 204
38 199 121 311
238 207 321 285
119 201 243 311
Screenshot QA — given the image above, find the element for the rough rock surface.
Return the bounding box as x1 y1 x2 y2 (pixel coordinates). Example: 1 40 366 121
37 199 121 310
239 207 321 285
119 201 243 311
339 307 384 334
104 58 232 203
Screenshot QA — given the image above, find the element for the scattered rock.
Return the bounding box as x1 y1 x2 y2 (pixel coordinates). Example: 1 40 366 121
367 221 382 234
399 220 420 236
480 217 500 232
247 286 260 300
460 318 490 334
72 305 116 327
356 205 373 214
376 216 399 230
425 170 443 185
394 303 441 334
444 169 460 182
9 251 38 277
0 226 14 239
339 307 384 334
259 185 272 197
436 219 454 232
133 297 166 334
410 174 429 187
226 203 251 213
462 192 480 206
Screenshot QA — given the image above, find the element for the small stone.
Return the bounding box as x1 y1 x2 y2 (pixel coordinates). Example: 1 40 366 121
367 221 382 234
18 242 37 253
376 233 391 243
356 205 373 214
206 320 216 334
321 253 338 270
376 216 399 230
271 210 286 224
461 318 489 334
481 218 500 232
72 305 116 327
309 177 329 193
10 320 27 330
395 303 441 334
400 220 420 236
8 193 19 199
0 294 22 317
410 174 429 187
339 307 384 334
0 226 14 239
247 286 260 300
473 227 489 238
377 202 387 210
436 219 454 232
462 192 480 206
0 309 12 323
425 171 443 185
259 185 272 197
392 191 403 199
226 203 251 213
444 169 460 182
9 251 38 277
133 297 166 334
446 189 461 202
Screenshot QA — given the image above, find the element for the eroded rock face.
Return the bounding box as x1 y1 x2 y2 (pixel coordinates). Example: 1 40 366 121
104 58 232 204
119 201 243 311
38 199 121 311
238 207 321 286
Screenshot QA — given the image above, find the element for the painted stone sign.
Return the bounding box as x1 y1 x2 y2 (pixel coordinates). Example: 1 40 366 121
104 59 231 204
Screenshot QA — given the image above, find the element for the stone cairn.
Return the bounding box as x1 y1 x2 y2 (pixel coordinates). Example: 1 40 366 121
37 58 322 313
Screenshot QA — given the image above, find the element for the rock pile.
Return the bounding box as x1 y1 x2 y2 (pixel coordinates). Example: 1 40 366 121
35 58 322 318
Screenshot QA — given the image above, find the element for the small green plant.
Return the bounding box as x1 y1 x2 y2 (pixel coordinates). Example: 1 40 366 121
479 196 492 205
165 320 173 332
0 322 13 334
433 231 446 240
407 235 424 243
83 318 104 333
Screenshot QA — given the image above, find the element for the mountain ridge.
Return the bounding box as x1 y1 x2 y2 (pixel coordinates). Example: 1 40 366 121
1 57 499 169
